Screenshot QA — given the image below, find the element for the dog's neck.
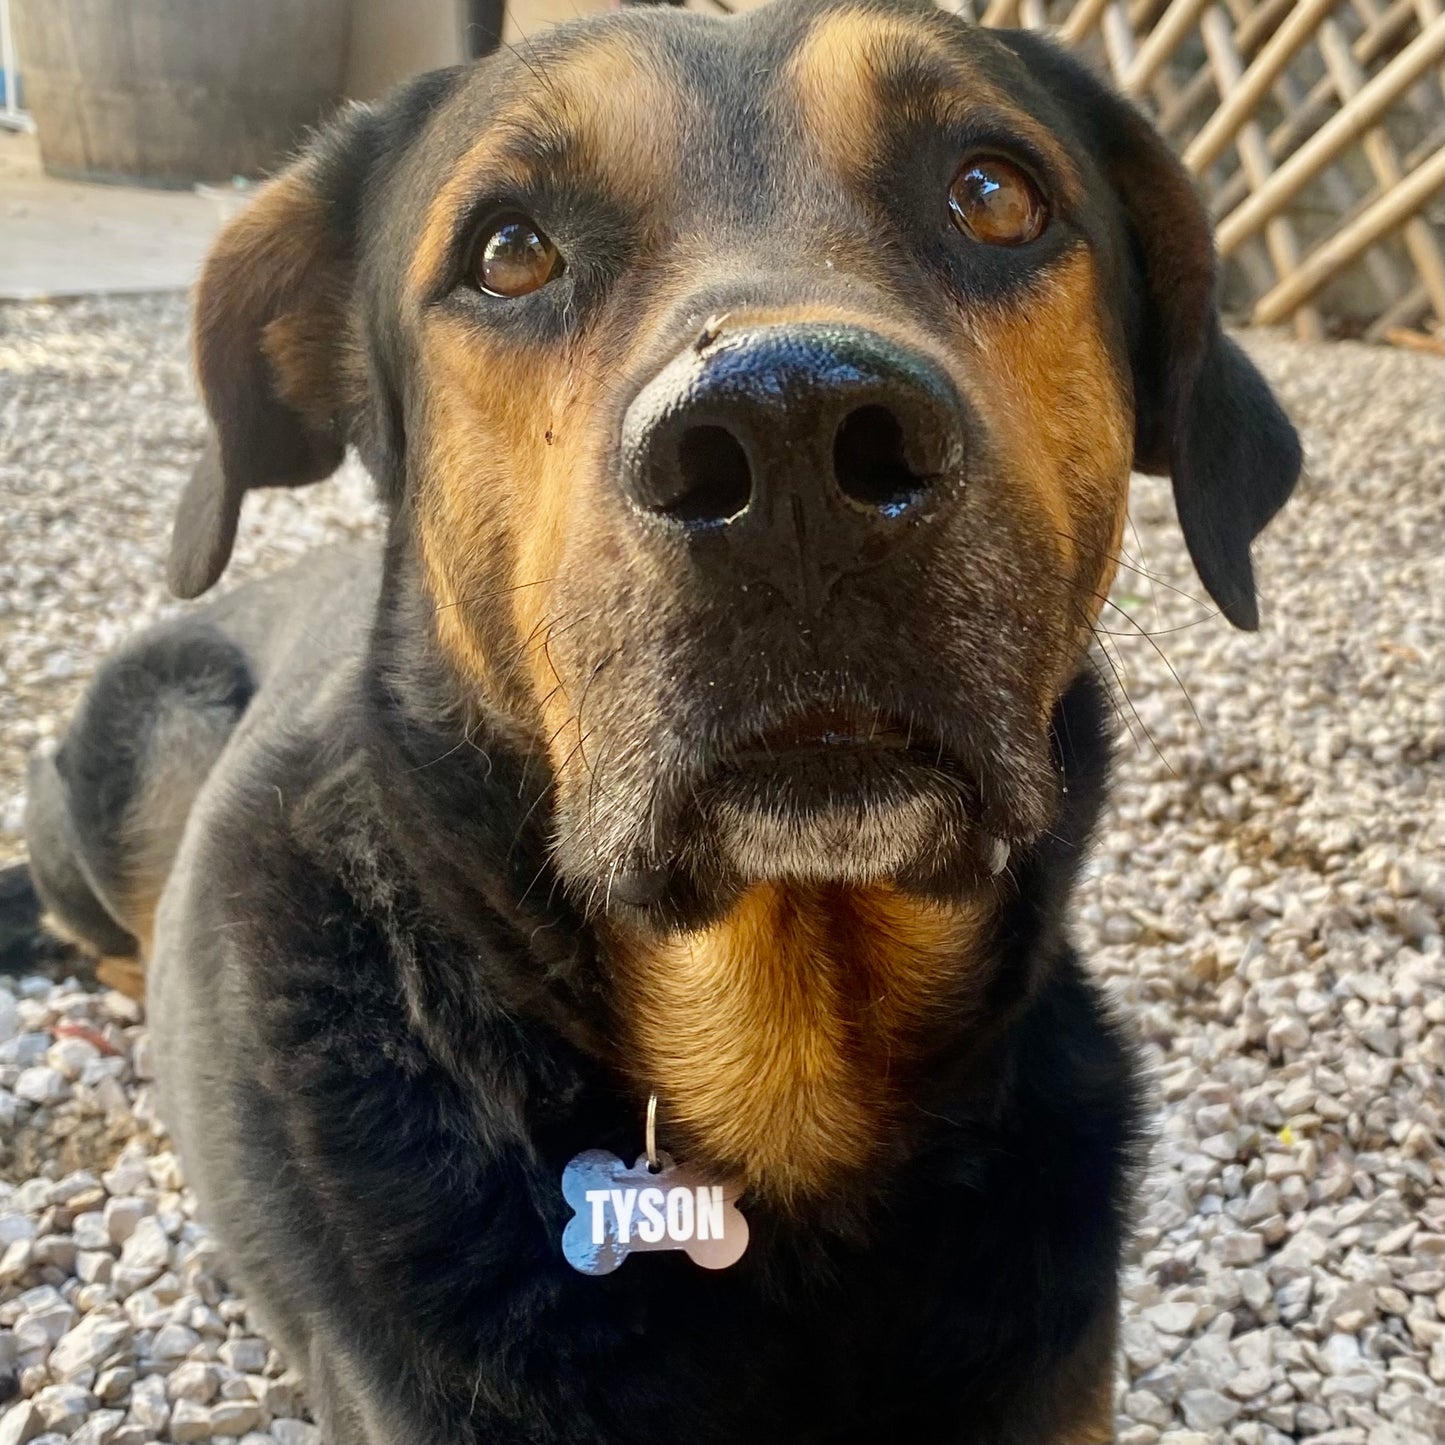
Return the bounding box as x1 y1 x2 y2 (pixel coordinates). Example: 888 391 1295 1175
360 566 1114 1194
601 880 998 1206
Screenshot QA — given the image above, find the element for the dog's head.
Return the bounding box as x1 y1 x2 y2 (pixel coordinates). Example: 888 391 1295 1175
174 0 1298 1189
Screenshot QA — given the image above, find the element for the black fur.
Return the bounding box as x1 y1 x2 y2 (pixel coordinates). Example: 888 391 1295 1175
10 3 1303 1440
163 633 1141 1444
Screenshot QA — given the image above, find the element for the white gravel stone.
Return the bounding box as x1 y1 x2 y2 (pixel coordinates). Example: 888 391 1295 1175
0 1402 42 1445
47 1316 132 1384
69 1214 109 1253
168 1362 221 1405
11 1069 66 1107
217 1338 269 1375
270 1422 322 1445
0 1219 32 1250
169 1399 213 1442
91 1366 136 1404
125 1375 169 1434
1178 1388 1239 1430
67 1408 124 1445
31 1384 90 1436
209 1399 263 1436
101 1198 148 1248
151 1323 202 1364
44 1037 99 1082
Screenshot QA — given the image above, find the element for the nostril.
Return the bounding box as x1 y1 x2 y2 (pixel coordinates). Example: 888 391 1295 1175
666 424 752 525
833 404 930 515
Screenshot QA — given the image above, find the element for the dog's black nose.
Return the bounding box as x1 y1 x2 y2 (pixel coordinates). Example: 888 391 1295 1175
620 323 967 606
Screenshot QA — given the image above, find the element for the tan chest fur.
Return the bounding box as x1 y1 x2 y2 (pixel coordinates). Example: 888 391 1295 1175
605 882 996 1206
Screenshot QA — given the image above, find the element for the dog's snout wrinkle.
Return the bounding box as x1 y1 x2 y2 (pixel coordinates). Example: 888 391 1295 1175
620 323 967 606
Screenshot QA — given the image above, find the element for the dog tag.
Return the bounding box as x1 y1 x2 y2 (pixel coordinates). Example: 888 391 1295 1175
561 1149 749 1275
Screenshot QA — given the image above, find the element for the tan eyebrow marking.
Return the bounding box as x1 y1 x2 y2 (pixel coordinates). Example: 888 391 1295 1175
410 33 684 299
782 8 1081 207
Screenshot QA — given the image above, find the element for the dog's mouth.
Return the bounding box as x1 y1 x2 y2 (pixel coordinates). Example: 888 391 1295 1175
643 700 1006 899
733 705 914 760
559 674 1056 916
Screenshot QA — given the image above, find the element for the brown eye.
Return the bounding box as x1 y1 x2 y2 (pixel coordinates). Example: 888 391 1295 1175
474 214 562 297
948 156 1047 247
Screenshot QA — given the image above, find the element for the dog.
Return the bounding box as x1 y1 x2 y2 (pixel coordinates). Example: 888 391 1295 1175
11 0 1301 1438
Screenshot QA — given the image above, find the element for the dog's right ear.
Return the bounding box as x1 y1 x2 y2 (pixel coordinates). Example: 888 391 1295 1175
171 123 365 598
171 72 461 598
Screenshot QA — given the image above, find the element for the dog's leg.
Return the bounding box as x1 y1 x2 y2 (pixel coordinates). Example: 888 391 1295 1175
23 620 253 991
1037 1307 1119 1445
307 1339 373 1445
23 743 141 961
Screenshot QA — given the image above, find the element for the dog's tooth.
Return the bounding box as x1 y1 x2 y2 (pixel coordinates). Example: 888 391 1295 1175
979 834 1011 877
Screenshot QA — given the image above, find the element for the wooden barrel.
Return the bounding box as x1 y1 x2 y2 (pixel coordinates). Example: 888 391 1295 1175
11 0 353 188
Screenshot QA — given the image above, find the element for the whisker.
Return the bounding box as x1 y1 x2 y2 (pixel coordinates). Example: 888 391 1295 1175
430 577 556 614
1098 595 1203 733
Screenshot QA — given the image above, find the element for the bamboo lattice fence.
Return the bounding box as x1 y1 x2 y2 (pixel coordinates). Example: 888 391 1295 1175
955 0 1445 347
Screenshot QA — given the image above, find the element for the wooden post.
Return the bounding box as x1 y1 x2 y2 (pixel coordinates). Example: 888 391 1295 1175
1252 148 1445 322
1216 16 1445 256
1060 0 1115 45
1102 1 1140 85
1365 280 1430 340
1210 0 1426 218
980 0 1022 25
1317 15 1445 322
1200 7 1326 340
1184 0 1339 175
1119 0 1213 96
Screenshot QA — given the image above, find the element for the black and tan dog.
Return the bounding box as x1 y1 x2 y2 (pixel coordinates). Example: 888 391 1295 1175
11 0 1300 1438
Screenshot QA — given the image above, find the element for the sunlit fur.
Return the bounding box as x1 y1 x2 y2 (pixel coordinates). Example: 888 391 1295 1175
606 882 992 1204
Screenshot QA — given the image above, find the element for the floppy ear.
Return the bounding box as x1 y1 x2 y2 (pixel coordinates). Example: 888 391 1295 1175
171 70 463 598
1101 98 1301 630
996 34 1301 630
172 139 360 598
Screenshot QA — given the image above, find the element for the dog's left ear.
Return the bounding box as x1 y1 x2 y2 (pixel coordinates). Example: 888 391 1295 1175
996 34 1301 630
1101 95 1301 631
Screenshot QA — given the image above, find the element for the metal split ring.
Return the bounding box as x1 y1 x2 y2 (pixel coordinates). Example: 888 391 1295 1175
645 1092 660 1172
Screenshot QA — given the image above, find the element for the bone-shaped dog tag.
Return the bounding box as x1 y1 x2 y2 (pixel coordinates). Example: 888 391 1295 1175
561 1149 749 1275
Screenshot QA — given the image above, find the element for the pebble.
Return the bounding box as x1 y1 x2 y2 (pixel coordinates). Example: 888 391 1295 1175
125 1376 168 1434
11 1070 66 1108
168 1362 221 1405
31 1384 89 1435
218 1338 268 1375
0 1402 42 1445
210 1398 263 1435
169 1399 212 1442
100 1199 146 1248
151 1323 202 1364
47 1316 132 1384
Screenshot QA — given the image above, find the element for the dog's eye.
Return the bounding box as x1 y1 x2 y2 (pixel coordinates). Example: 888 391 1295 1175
473 214 562 297
948 157 1047 247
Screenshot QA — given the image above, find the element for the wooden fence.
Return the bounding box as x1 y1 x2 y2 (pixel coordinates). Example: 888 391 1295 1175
962 0 1445 347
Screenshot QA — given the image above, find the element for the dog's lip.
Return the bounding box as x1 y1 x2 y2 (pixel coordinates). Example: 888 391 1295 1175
731 705 913 759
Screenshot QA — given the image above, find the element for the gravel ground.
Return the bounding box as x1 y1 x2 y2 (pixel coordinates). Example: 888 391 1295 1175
1 294 1442 1444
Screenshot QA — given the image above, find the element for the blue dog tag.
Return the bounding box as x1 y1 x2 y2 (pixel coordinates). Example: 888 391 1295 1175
561 1149 749 1275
